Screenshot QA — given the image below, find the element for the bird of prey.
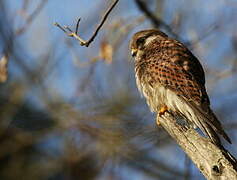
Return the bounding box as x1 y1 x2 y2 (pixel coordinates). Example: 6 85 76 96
130 29 231 146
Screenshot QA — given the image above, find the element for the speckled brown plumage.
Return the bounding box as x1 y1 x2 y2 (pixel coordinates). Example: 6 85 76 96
130 29 231 146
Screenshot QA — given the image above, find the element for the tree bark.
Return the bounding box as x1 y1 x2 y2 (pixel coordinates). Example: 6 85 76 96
159 112 237 180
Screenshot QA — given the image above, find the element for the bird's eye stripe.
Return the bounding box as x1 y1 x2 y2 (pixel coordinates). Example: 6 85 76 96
137 37 146 44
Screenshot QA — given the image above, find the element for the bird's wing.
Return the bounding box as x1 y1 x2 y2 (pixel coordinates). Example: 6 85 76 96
151 59 206 105
147 54 231 145
144 38 209 106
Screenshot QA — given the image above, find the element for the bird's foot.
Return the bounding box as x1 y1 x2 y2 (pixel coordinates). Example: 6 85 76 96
156 116 161 126
156 106 168 126
158 105 168 116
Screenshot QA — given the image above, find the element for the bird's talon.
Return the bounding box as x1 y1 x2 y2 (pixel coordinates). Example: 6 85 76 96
158 106 168 117
156 106 168 126
156 116 161 126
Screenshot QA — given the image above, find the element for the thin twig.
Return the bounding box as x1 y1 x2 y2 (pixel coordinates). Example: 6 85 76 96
75 18 81 35
54 0 119 47
134 0 220 49
135 0 180 40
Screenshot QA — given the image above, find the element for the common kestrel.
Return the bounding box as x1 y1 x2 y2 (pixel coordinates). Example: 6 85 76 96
130 29 231 146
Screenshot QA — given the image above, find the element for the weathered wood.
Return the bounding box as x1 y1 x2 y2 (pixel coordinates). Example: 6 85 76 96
159 112 237 180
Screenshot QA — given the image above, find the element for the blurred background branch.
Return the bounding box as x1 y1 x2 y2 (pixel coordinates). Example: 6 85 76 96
0 0 236 179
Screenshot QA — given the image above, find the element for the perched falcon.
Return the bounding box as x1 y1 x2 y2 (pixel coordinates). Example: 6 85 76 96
130 29 231 146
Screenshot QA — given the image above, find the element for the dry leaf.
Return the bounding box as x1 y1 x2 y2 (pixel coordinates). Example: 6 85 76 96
0 55 8 83
99 40 113 64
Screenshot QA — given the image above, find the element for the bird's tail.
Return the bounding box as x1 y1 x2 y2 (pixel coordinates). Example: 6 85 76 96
187 102 231 146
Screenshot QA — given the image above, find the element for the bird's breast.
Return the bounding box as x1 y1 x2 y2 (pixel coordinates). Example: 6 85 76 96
135 66 165 112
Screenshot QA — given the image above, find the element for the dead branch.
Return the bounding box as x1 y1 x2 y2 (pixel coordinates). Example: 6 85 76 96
134 0 220 49
54 0 119 47
134 0 180 40
159 112 237 180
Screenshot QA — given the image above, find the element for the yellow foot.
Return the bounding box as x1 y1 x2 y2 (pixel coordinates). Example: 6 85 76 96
156 106 168 126
158 105 168 117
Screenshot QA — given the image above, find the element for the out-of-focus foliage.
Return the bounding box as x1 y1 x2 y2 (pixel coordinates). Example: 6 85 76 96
0 0 237 179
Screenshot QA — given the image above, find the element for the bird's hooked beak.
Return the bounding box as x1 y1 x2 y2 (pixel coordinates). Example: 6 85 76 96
131 48 138 57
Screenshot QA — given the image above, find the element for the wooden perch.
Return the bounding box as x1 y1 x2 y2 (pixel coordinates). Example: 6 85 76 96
159 112 237 179
54 0 119 47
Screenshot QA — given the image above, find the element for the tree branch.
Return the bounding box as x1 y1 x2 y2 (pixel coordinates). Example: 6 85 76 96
16 0 48 35
54 0 119 47
134 0 219 49
159 112 237 179
134 0 180 40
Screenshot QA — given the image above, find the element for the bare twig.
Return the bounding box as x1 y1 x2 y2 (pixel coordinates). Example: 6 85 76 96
134 0 180 40
134 0 221 49
75 18 81 35
54 0 119 47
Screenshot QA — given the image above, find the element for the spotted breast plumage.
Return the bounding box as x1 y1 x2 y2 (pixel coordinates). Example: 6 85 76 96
130 29 231 146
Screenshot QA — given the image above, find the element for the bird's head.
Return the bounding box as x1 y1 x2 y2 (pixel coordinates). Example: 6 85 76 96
129 29 168 58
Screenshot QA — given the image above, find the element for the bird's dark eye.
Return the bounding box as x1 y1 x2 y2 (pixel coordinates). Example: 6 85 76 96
137 37 146 45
